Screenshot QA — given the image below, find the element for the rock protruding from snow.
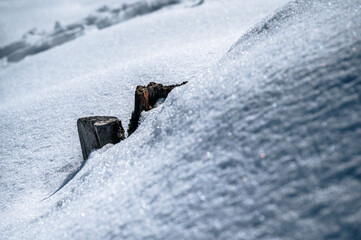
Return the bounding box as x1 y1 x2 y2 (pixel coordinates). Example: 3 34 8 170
128 81 187 136
77 116 125 160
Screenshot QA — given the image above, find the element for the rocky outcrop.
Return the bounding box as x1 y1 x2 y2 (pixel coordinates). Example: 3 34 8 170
128 81 187 136
77 116 125 160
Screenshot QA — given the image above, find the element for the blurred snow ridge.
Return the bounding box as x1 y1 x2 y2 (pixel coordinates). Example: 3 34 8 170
0 0 203 63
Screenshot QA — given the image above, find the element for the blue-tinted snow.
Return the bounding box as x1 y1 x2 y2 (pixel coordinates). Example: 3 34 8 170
0 0 131 46
1 0 361 239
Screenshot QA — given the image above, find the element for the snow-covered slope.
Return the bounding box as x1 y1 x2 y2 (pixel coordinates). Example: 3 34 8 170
0 0 128 46
0 0 204 63
1 0 360 239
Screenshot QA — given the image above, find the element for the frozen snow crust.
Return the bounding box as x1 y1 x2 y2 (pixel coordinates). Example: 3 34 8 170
1 0 361 239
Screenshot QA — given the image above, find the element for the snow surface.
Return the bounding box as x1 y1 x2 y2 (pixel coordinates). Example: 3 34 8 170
0 0 203 63
1 0 361 239
0 0 126 46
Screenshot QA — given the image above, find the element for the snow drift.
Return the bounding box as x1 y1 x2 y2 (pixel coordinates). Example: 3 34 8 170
0 0 360 239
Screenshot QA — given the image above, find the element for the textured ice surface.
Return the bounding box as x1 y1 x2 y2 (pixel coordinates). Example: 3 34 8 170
1 0 361 239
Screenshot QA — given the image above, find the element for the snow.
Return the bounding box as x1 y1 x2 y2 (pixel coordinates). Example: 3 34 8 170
0 0 125 46
1 0 361 239
0 0 206 63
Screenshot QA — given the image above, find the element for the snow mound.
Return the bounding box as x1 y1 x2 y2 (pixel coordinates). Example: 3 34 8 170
1 0 360 239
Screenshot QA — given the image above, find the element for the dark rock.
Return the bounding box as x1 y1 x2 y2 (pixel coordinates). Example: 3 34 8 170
77 116 125 160
128 81 187 136
0 41 27 59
